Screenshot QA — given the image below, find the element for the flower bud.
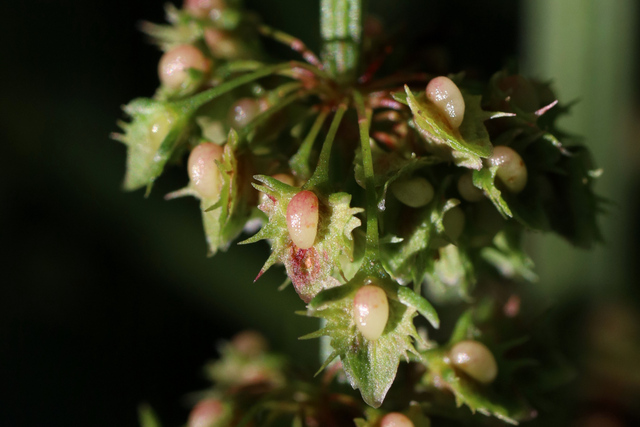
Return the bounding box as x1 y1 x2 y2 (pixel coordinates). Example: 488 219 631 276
158 44 209 90
426 76 465 129
188 143 224 200
390 176 435 208
286 190 319 250
188 398 226 427
380 412 414 427
228 98 260 130
450 340 498 384
353 285 389 341
457 171 484 202
487 146 527 193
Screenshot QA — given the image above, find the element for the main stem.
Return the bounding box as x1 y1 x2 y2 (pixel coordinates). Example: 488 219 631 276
320 0 364 85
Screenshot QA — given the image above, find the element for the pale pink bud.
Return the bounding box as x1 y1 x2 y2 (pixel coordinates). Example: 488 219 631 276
487 146 527 193
188 143 224 200
158 44 209 90
286 191 319 250
450 340 498 384
380 412 414 427
353 285 389 341
426 76 465 129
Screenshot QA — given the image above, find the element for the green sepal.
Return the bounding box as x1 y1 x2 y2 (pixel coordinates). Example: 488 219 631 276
397 286 439 329
241 176 363 302
424 243 476 304
403 85 494 170
421 348 526 425
472 165 513 218
304 272 427 408
353 147 441 208
113 98 190 192
481 228 537 283
381 193 460 286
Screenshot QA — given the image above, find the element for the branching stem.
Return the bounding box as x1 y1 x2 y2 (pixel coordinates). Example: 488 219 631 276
305 102 348 191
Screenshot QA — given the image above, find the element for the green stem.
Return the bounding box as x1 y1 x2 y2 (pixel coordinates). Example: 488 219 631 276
178 63 293 114
320 0 364 84
290 108 330 179
305 102 348 191
353 91 380 264
239 84 307 141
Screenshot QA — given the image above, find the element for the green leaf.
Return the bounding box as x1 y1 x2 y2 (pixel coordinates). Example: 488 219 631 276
404 86 493 170
397 286 439 329
472 166 513 218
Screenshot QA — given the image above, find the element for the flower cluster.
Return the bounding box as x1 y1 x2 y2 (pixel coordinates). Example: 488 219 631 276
116 0 601 425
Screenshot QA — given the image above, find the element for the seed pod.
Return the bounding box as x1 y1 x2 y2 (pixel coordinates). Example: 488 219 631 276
390 176 435 208
286 190 319 249
353 285 389 341
188 143 224 200
158 44 209 90
487 146 527 193
457 171 484 202
380 412 414 427
188 398 226 427
426 76 465 129
228 98 260 130
450 340 498 384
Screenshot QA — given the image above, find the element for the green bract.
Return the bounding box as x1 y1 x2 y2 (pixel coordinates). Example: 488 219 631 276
242 175 363 303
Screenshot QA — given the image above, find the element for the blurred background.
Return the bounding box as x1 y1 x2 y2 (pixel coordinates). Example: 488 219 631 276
1 0 638 426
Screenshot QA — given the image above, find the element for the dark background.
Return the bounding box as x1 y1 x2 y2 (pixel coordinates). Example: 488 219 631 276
1 1 638 426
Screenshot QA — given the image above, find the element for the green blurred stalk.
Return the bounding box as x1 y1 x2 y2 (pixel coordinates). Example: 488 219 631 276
320 0 365 84
522 0 637 296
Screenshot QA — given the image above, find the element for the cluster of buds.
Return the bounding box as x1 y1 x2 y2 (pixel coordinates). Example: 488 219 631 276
118 0 601 425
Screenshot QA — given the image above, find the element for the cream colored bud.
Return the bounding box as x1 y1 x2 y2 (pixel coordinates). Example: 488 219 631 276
457 171 484 202
450 340 498 384
390 176 435 208
426 76 465 129
286 190 319 250
488 146 527 193
228 98 260 130
188 143 224 200
353 285 389 341
158 44 209 90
